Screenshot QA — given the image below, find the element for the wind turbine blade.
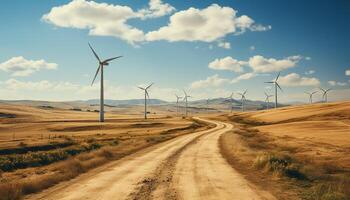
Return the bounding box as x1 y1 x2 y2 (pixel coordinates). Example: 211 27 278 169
91 64 101 86
312 91 318 95
264 92 268 96
326 88 332 92
318 87 326 92
138 86 145 90
183 89 187 96
103 56 123 63
265 81 274 83
146 91 150 99
88 43 101 63
243 90 247 95
275 72 281 81
276 82 283 92
146 82 154 90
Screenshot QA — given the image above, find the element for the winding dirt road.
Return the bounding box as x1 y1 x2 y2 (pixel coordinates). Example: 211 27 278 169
27 118 275 200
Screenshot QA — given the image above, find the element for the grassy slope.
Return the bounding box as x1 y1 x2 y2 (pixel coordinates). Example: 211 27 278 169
217 101 350 200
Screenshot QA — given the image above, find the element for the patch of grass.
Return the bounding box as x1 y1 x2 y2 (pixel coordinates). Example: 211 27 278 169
303 182 349 200
0 142 103 172
253 153 307 180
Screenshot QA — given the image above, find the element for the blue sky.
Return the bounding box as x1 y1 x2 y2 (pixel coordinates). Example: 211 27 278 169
0 0 349 102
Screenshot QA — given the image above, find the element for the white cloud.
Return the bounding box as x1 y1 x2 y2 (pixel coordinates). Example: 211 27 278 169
278 73 320 87
42 0 145 44
190 74 230 89
346 69 350 76
0 56 57 77
305 70 315 75
217 41 231 49
231 72 256 83
305 57 311 61
138 0 175 19
146 4 270 42
3 79 78 91
249 46 255 51
328 80 347 86
248 55 302 73
208 56 246 72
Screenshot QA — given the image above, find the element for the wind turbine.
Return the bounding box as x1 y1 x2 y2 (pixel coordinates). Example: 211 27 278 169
175 94 182 116
89 43 122 122
138 83 154 119
227 92 234 113
319 87 332 103
183 90 191 117
238 90 247 112
206 98 210 113
265 72 283 109
264 92 274 110
305 91 318 104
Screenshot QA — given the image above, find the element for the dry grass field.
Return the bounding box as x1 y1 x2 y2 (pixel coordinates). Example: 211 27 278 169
217 101 350 200
0 103 210 200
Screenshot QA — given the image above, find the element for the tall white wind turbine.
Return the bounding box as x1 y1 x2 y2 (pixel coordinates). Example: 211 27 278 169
175 94 182 116
238 90 247 112
138 83 154 119
265 72 283 109
183 90 191 117
89 43 122 122
264 92 274 110
319 88 332 103
305 91 318 104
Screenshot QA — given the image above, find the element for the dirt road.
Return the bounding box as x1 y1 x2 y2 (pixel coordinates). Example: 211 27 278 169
27 118 275 200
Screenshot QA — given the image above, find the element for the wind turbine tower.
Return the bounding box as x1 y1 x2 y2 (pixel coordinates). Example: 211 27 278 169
175 94 182 116
183 90 191 117
305 91 318 104
264 92 274 110
265 72 283 109
138 83 154 119
238 90 247 112
89 43 122 122
227 92 234 113
319 88 332 103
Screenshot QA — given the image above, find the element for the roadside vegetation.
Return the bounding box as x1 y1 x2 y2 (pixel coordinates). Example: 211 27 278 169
218 114 349 200
0 118 210 200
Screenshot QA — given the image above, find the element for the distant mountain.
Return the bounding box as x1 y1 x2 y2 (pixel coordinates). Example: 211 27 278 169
75 99 169 106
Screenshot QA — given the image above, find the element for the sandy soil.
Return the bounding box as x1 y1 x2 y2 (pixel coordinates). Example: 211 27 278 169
25 118 274 200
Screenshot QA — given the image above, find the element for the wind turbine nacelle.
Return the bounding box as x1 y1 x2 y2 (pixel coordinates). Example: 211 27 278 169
103 62 109 66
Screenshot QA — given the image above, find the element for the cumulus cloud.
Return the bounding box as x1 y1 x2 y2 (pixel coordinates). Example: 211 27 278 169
208 56 246 72
190 74 230 89
249 46 255 51
346 69 350 76
248 55 302 73
138 0 175 19
328 80 347 86
42 0 145 44
146 4 270 42
305 70 315 75
3 79 78 91
231 72 256 83
0 56 57 77
217 41 231 49
278 73 320 87
43 1 270 45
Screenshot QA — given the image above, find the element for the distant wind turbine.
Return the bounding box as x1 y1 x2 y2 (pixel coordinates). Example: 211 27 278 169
265 72 283 108
319 87 332 103
89 43 122 122
264 92 274 110
183 90 191 117
238 90 247 112
206 98 210 113
305 91 318 104
138 83 154 119
227 92 234 113
175 94 182 116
